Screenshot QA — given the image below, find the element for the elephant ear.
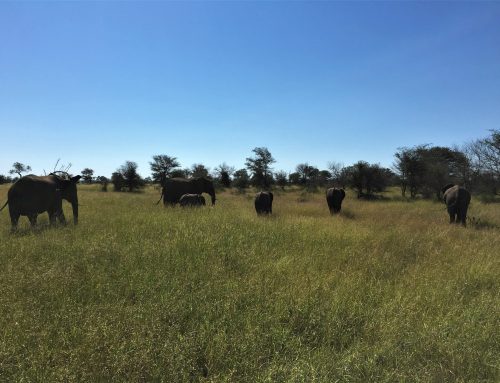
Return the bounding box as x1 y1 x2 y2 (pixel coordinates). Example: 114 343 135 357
71 175 82 183
269 192 274 202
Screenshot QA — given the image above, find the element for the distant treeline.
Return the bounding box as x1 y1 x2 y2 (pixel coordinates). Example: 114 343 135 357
1 130 498 199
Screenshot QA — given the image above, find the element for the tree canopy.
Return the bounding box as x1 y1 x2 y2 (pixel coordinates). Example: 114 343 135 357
150 155 180 184
245 147 275 189
9 162 31 178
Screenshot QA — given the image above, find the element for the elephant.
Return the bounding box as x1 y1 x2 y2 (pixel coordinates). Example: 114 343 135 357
160 177 216 206
0 173 81 230
179 194 206 207
326 188 345 214
255 191 273 215
442 184 471 226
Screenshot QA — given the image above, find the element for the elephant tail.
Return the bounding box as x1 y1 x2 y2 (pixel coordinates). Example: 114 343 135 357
0 200 8 212
155 190 164 205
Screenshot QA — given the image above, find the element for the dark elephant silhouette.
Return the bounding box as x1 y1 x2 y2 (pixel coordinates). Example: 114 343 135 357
326 188 345 214
255 191 273 215
0 173 81 230
159 177 216 206
442 184 471 226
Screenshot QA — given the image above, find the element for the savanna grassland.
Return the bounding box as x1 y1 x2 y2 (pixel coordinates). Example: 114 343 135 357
0 184 499 382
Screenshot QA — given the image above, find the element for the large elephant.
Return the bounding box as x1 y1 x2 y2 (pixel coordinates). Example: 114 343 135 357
161 177 216 206
179 194 206 207
442 184 471 226
326 188 345 214
0 173 81 230
255 191 273 215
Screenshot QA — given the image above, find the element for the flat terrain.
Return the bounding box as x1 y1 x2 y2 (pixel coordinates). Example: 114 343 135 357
0 184 499 382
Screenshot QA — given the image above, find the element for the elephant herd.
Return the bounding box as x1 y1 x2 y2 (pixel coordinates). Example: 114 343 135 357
0 174 472 231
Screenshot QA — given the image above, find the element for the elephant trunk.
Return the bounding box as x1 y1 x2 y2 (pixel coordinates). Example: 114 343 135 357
72 199 79 225
209 190 216 205
206 185 216 205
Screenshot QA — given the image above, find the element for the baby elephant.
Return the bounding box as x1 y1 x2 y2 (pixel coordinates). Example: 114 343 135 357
326 188 345 214
179 194 206 207
255 191 273 215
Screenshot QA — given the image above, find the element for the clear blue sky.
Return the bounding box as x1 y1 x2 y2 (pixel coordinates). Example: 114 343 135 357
1 1 499 177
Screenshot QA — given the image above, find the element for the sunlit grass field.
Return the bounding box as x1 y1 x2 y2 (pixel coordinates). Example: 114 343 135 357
0 184 499 382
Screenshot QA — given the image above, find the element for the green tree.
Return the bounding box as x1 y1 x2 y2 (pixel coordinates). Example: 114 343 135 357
0 174 13 184
171 169 190 178
317 170 331 187
150 155 180 184
191 163 210 178
96 176 109 192
466 129 500 195
111 172 125 192
295 163 318 185
393 145 469 199
214 163 235 188
245 147 275 189
9 162 31 178
288 172 301 185
346 161 392 198
393 147 425 198
81 168 94 184
113 161 144 192
328 162 347 188
274 170 288 190
233 169 250 190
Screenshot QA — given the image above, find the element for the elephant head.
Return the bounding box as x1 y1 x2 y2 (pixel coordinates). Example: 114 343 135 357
326 188 345 214
56 175 81 224
198 177 216 205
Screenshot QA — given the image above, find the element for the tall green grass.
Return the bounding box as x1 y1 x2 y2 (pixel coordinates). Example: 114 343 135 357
0 185 499 382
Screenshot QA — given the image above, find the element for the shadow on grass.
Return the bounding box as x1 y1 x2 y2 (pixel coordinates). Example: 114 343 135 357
467 216 499 230
340 209 355 219
8 222 70 236
255 213 276 219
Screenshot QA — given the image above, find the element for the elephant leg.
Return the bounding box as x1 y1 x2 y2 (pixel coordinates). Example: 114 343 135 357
58 211 67 225
447 213 454 224
458 207 467 226
28 214 38 227
53 197 66 225
48 211 57 225
447 206 456 224
9 210 20 232
463 206 469 226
